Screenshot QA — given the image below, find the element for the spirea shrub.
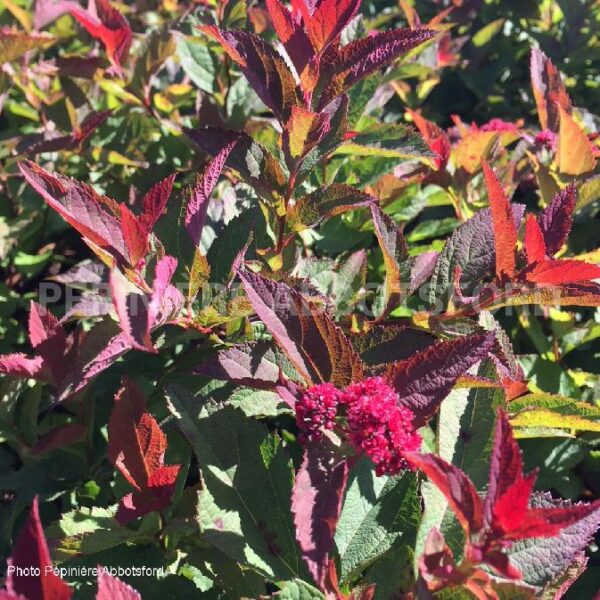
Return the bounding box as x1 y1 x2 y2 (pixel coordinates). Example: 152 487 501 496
1 0 600 598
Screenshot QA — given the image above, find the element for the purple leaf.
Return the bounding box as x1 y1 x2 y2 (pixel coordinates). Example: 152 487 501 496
388 332 495 426
509 493 600 588
194 342 295 390
0 354 46 380
184 128 287 204
140 173 176 233
96 570 141 600
317 28 436 110
199 26 301 122
185 140 237 246
6 497 73 600
34 0 80 30
428 205 525 305
409 251 438 294
57 325 131 401
109 269 154 353
238 270 363 387
538 184 577 257
18 161 129 264
291 439 349 591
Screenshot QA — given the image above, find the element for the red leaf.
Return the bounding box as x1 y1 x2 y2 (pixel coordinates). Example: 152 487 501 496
481 160 518 279
108 380 180 524
291 439 349 592
525 259 600 286
538 184 576 256
492 472 538 536
317 27 436 109
140 174 176 233
185 139 237 246
387 332 495 427
96 570 141 600
523 214 546 265
6 497 72 600
199 26 300 121
405 452 484 536
265 0 313 75
70 0 132 71
408 109 451 171
19 161 128 265
120 205 149 268
303 0 361 52
484 411 525 527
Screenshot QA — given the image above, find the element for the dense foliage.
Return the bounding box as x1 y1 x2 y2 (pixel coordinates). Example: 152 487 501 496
1 0 600 598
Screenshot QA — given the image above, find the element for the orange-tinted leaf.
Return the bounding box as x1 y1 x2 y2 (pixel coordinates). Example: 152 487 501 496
303 0 361 52
525 259 600 286
530 48 571 132
120 205 148 267
371 205 408 319
0 27 55 62
108 380 180 524
482 160 518 279
557 106 596 176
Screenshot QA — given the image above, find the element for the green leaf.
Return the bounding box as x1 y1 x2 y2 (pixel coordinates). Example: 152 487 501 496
165 386 302 580
177 36 218 94
334 458 419 583
334 123 434 163
274 579 326 599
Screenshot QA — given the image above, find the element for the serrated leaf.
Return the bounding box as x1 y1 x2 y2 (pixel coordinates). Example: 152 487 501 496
184 127 287 205
334 459 419 583
108 380 180 524
509 494 600 588
292 439 348 591
165 388 302 580
176 36 217 94
530 48 572 132
238 270 363 387
0 28 55 63
200 26 300 121
427 205 525 305
317 28 436 109
388 332 495 427
289 184 374 232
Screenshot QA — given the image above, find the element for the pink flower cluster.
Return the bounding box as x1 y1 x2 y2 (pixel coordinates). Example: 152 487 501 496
296 383 340 443
295 377 421 475
534 129 557 151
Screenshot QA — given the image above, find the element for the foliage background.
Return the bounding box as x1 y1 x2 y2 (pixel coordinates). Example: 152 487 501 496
0 0 599 598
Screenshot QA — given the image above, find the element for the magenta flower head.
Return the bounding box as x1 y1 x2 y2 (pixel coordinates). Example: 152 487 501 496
296 383 341 443
342 376 421 476
534 129 557 151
